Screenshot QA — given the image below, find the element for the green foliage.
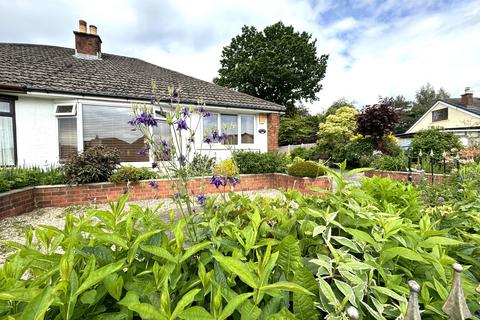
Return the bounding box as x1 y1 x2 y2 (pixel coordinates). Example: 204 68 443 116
373 154 408 171
188 153 216 176
63 145 120 184
287 160 324 178
214 22 328 115
410 127 463 157
0 166 66 192
279 115 320 146
317 106 358 157
232 151 289 174
109 166 159 184
2 163 480 319
289 145 324 161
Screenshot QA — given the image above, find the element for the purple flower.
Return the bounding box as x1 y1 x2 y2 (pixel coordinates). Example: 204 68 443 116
178 155 187 165
219 133 227 142
203 112 212 117
232 177 240 186
181 107 189 118
175 118 188 131
204 137 213 144
149 181 159 189
198 106 206 113
173 192 181 200
212 131 219 141
196 194 207 206
137 144 150 156
210 176 226 189
173 88 179 99
129 113 158 127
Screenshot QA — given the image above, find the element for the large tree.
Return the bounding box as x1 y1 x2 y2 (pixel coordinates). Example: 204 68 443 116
411 83 450 119
214 22 328 115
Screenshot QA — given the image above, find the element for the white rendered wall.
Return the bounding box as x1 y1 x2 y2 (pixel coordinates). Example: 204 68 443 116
15 96 59 167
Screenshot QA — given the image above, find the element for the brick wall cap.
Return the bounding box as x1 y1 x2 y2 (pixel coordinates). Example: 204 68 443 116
0 186 35 196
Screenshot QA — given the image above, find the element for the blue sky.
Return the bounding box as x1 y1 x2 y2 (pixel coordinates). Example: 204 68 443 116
0 0 479 113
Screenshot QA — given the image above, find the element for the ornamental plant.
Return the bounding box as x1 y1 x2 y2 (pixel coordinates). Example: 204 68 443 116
129 83 235 240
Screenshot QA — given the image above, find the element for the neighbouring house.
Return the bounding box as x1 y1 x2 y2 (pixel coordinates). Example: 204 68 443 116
0 20 284 167
397 87 480 148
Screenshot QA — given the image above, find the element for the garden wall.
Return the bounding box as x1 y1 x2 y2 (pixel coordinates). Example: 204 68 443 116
365 170 447 184
0 174 331 219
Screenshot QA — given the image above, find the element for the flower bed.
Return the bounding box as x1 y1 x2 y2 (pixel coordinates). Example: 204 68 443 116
0 173 331 219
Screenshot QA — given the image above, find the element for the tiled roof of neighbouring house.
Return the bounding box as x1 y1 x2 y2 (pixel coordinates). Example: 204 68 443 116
442 98 480 116
0 43 285 112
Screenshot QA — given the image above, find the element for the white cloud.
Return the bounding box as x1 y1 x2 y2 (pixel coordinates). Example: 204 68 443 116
1 0 479 114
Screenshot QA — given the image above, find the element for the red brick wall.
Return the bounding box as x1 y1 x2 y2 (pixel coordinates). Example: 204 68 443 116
0 174 331 219
364 170 447 185
267 113 280 151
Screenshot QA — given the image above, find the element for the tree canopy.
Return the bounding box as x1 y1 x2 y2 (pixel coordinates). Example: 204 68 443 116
214 22 328 115
317 106 358 154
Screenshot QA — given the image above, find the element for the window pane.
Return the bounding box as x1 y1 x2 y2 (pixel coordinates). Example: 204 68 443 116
0 101 10 113
241 115 254 144
152 120 172 160
221 114 238 145
83 105 148 162
432 108 448 122
0 116 15 165
58 118 77 161
203 114 219 138
56 105 75 114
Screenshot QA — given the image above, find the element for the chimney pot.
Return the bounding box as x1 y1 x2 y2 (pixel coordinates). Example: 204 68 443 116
79 20 87 33
461 86 474 106
89 25 97 35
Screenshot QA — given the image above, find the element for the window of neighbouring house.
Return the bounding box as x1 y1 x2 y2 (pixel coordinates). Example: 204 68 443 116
83 104 148 162
241 115 255 144
0 98 16 166
432 108 448 122
58 117 78 162
221 114 238 145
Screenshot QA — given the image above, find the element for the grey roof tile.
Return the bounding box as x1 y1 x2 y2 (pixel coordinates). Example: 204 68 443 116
0 43 285 112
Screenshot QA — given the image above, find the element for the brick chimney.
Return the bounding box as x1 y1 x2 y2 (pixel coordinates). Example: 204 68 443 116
74 20 102 59
461 87 474 106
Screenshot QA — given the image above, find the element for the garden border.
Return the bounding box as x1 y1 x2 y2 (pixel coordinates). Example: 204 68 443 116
365 169 447 184
0 173 332 219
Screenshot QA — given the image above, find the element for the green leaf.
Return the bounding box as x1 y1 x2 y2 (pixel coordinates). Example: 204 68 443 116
277 236 302 279
74 259 125 297
127 230 162 264
318 276 339 310
129 303 168 320
371 286 407 303
118 291 140 308
19 286 54 320
334 279 356 307
293 268 319 320
93 232 129 249
104 273 124 301
171 289 201 320
213 254 258 289
260 281 314 296
180 241 211 263
345 228 376 245
219 292 253 320
179 306 214 320
382 247 427 263
419 237 463 248
141 245 177 263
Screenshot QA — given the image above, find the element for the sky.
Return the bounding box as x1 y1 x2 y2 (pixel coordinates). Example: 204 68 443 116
0 0 479 113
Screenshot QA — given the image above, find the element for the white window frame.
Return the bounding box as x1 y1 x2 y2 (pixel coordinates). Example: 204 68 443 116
201 113 256 147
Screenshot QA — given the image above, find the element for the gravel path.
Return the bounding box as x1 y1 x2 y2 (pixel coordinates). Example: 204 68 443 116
0 189 284 265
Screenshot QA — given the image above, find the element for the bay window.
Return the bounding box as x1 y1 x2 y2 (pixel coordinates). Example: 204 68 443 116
0 97 16 166
83 104 148 162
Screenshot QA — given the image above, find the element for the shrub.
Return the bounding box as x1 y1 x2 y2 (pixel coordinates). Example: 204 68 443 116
279 114 320 145
289 145 325 161
0 166 66 192
214 159 239 177
232 151 289 174
63 146 120 184
287 160 324 178
410 127 462 157
373 154 408 171
109 166 158 184
188 153 215 176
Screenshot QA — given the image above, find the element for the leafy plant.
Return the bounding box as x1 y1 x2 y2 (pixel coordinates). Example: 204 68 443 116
110 166 159 184
409 127 462 158
0 166 66 192
188 153 215 177
279 115 320 145
373 154 408 171
63 145 120 184
232 151 289 174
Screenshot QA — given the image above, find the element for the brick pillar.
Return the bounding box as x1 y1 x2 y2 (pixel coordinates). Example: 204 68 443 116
267 113 280 151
